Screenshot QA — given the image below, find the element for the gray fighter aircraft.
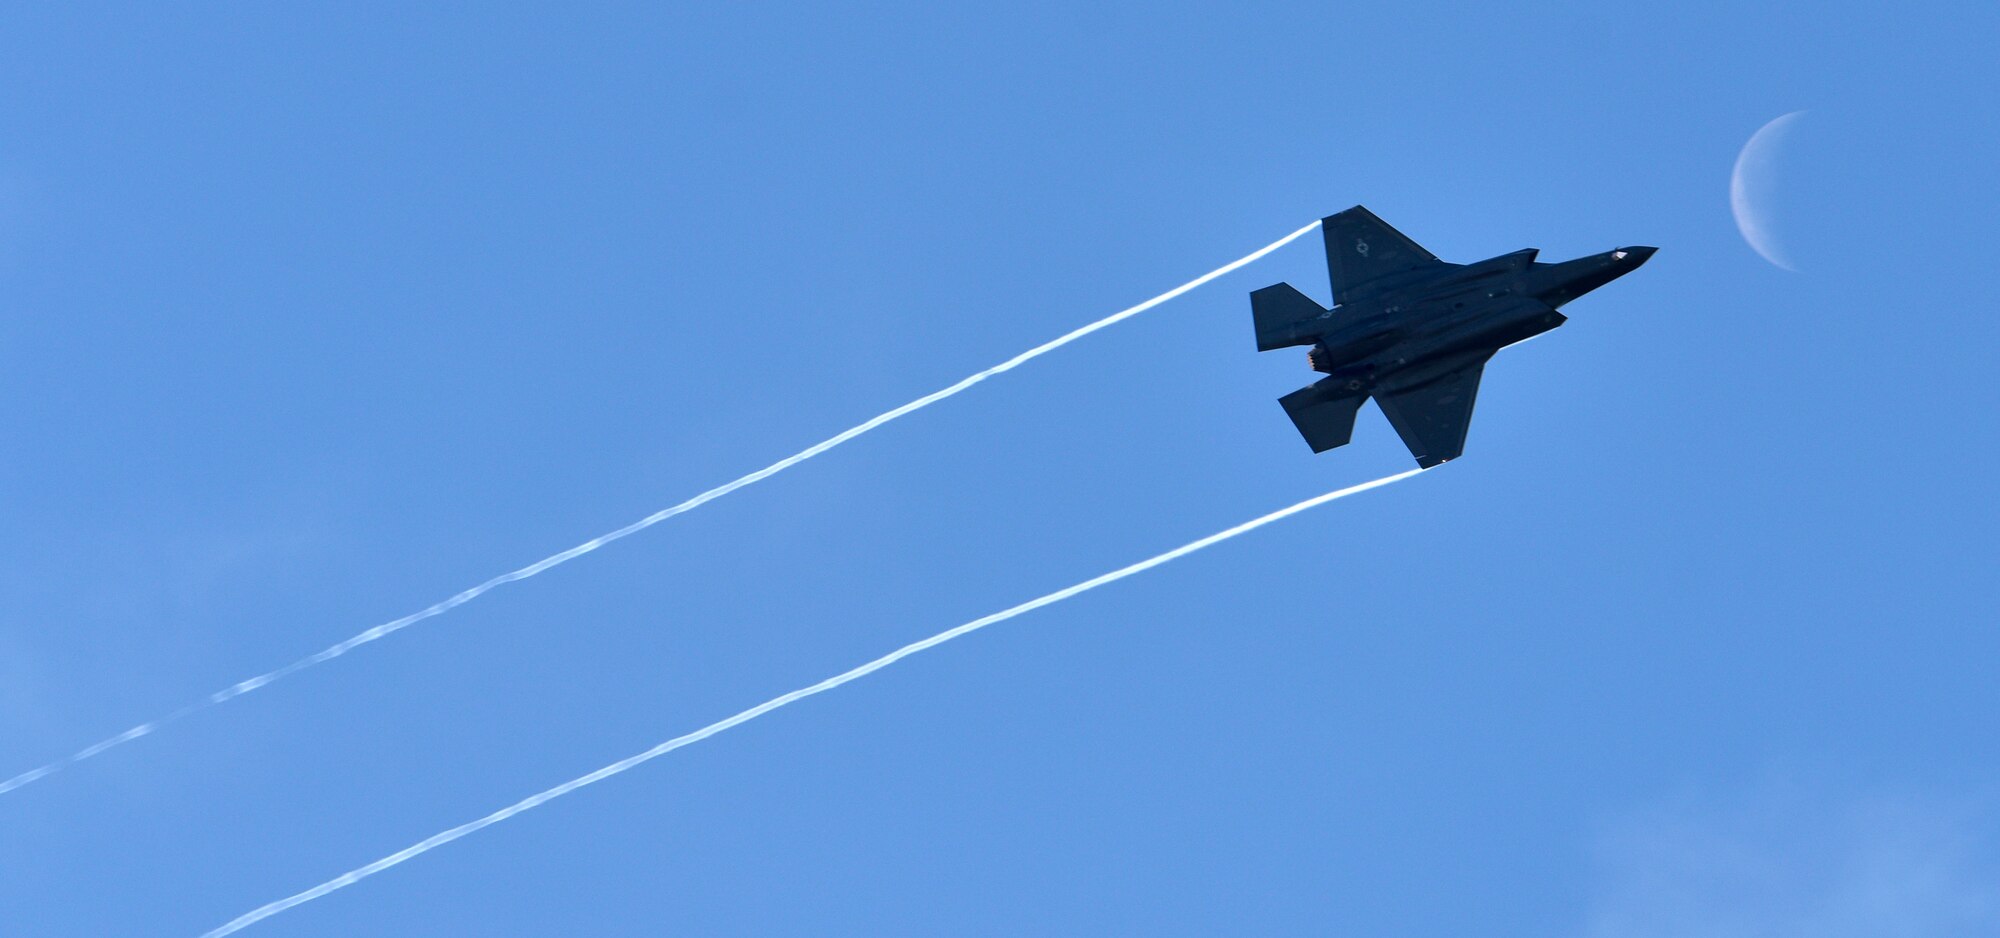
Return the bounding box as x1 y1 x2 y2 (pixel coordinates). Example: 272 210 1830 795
1252 206 1654 468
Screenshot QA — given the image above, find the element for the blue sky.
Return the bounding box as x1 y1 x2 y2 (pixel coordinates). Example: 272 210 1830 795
3 2 1997 935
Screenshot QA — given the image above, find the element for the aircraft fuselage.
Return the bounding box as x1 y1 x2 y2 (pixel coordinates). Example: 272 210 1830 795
1308 246 1651 384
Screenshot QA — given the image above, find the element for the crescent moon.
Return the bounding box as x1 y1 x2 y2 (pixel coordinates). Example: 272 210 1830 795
1731 110 1806 271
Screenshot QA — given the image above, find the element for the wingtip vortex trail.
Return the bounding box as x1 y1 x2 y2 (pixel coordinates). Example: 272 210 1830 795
4 220 1324 798
198 464 1421 937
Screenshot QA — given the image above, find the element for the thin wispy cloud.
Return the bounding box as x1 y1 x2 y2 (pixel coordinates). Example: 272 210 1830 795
1587 782 2000 938
199 467 1423 937
0 220 1320 797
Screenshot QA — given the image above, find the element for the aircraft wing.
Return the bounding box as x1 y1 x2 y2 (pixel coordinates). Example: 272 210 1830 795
1373 352 1493 468
1322 205 1444 304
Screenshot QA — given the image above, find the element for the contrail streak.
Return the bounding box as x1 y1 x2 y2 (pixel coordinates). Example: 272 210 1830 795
0 220 1322 798
198 467 1424 937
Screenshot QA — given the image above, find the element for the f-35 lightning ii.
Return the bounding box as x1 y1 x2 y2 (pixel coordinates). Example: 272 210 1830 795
1251 206 1655 468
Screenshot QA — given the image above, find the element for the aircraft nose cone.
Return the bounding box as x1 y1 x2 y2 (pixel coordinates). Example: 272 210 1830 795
1612 245 1658 266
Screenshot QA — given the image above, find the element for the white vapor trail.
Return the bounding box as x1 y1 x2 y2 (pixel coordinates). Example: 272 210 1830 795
199 467 1424 937
0 220 1322 798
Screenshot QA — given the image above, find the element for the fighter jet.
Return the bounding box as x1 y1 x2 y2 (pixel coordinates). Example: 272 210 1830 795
1251 206 1655 468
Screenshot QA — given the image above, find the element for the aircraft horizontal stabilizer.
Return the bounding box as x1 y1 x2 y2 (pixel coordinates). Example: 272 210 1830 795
1251 283 1330 351
1278 379 1368 453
